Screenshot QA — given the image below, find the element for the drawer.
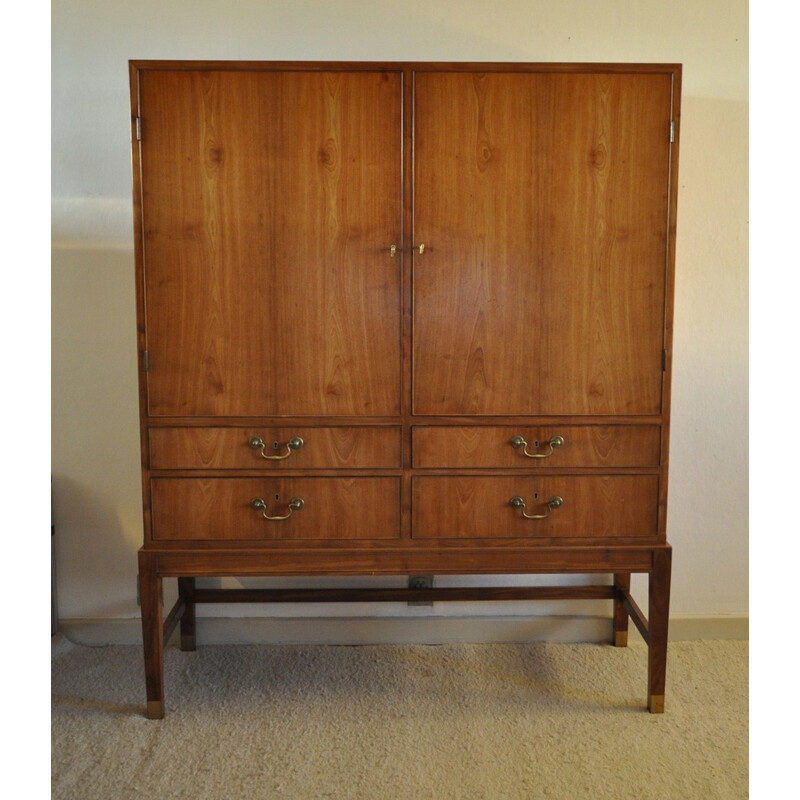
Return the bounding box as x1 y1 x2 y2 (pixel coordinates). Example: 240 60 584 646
412 476 659 538
412 425 660 468
151 477 401 540
150 426 402 469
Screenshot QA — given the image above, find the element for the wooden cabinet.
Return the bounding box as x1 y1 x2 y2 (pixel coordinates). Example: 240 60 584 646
130 61 679 719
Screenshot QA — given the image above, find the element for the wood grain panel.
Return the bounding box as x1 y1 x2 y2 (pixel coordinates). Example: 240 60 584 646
412 425 660 468
139 69 402 416
412 475 659 538
412 71 672 415
150 426 402 469
151 477 401 540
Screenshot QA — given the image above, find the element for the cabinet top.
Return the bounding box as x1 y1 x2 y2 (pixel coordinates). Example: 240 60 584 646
129 60 681 76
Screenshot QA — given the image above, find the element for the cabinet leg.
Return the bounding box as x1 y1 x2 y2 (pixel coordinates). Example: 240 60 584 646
178 577 196 651
612 572 631 647
647 548 672 713
138 551 165 719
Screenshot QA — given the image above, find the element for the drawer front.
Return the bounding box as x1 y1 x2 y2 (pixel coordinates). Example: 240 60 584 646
412 476 659 539
150 427 402 469
412 425 660 468
151 477 401 540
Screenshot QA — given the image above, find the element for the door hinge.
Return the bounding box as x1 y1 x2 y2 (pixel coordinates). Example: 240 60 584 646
662 349 668 371
143 350 149 372
669 120 675 143
135 117 142 141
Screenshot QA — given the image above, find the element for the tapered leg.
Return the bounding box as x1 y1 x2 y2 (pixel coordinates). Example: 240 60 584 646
612 572 631 647
648 548 672 713
178 577 196 651
138 551 165 719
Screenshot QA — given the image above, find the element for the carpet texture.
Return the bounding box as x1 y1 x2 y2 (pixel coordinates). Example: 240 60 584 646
52 635 747 799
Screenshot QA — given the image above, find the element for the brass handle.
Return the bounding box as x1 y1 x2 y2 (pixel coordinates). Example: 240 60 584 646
509 495 564 520
510 434 564 459
250 496 305 520
390 244 426 256
249 436 304 460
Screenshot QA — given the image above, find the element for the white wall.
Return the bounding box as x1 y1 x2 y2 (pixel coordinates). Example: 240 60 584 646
51 0 748 641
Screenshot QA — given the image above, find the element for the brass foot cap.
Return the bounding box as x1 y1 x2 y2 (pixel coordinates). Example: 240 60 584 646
648 695 665 714
180 635 196 651
614 631 628 647
146 700 165 720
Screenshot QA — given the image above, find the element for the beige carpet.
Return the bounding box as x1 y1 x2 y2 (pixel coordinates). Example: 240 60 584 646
51 635 747 799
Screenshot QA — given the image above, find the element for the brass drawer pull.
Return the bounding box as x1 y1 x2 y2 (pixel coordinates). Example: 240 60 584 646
250 496 305 520
510 495 563 520
510 434 564 459
249 435 304 460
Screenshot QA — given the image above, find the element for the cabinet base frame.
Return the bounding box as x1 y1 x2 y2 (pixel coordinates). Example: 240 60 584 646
138 545 671 719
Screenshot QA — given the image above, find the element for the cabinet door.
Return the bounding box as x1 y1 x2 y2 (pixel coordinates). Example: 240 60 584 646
138 69 402 417
412 71 673 415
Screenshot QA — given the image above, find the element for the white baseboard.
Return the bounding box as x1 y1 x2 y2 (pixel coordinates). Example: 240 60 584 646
669 614 748 641
58 613 748 647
